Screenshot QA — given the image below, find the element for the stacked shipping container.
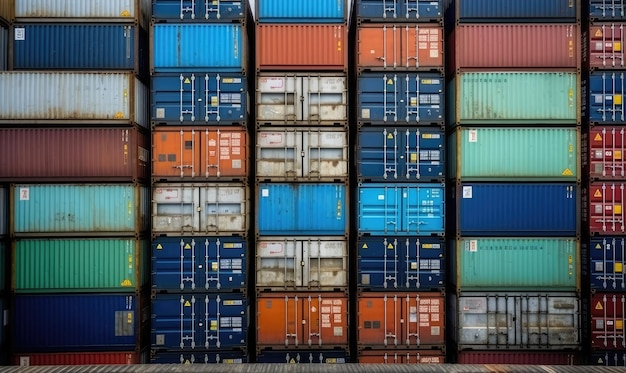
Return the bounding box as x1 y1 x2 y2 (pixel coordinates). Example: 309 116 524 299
444 0 582 364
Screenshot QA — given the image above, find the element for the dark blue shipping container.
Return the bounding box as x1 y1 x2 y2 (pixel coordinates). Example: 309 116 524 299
357 236 444 290
589 237 625 291
589 0 626 21
150 351 247 364
151 73 248 125
591 351 626 366
358 183 445 236
152 0 249 21
445 0 579 22
12 294 147 352
356 0 442 22
151 293 247 350
152 236 247 292
456 183 578 236
256 350 349 364
357 127 444 182
357 72 443 126
11 24 148 78
587 71 626 124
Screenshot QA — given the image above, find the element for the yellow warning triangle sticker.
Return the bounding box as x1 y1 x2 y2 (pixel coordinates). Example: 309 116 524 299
290 359 296 364
595 29 603 37
120 10 131 17
184 244 191 249
184 78 191 84
387 79 393 85
596 243 602 249
184 360 191 365
184 301 191 307
595 301 604 310
387 243 394 249
387 133 394 139
594 189 603 198
114 112 125 119
121 279 132 287
562 168 573 176
362 244 368 249
594 133 603 141
156 244 163 250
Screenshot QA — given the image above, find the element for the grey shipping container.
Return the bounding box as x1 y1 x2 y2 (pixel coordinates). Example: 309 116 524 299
0 25 6 71
0 186 6 237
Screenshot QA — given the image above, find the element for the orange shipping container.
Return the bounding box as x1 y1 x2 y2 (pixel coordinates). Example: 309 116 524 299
358 349 445 364
152 126 249 181
257 292 349 348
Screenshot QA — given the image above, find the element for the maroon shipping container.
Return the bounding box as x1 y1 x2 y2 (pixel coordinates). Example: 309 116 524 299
587 127 626 180
588 182 626 235
591 293 625 350
448 24 580 70
13 351 145 365
0 127 149 182
457 351 581 365
588 24 626 70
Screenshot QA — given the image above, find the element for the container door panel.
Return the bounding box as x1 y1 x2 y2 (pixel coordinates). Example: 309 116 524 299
304 129 349 180
357 73 402 123
588 72 626 124
256 350 348 364
304 240 348 290
590 237 626 291
256 76 299 124
403 294 444 347
256 296 299 346
589 127 626 179
357 236 403 290
589 182 626 234
357 26 398 69
152 186 199 234
302 76 347 124
592 351 626 366
202 128 248 179
589 0 626 21
152 0 246 21
356 0 442 21
589 25 626 70
404 237 444 290
152 128 200 179
199 184 247 234
402 25 443 70
404 185 444 235
256 129 301 179
590 293 626 349
150 351 247 364
256 239 301 289
358 294 400 347
358 185 402 235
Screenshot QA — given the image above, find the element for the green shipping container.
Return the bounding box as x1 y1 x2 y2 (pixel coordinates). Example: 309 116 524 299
452 238 579 292
447 71 579 125
13 238 149 293
448 127 579 181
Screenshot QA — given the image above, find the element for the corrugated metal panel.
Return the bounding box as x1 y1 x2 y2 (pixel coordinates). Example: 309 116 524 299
591 351 626 366
0 186 6 237
589 237 625 291
587 182 626 235
151 73 248 126
587 72 626 125
256 237 348 291
0 241 4 290
449 127 579 181
151 293 247 350
452 238 579 291
0 297 4 349
13 238 148 293
151 24 247 73
357 236 444 291
447 71 579 125
588 127 626 180
0 25 7 71
357 127 444 182
257 0 346 23
257 350 348 364
446 0 579 22
150 351 247 364
590 293 625 349
357 72 444 126
256 74 348 125
456 183 578 236
0 127 149 182
12 293 147 352
257 183 348 236
0 72 148 127
457 351 580 365
152 236 247 292
152 0 248 21
256 24 348 71
358 183 445 236
357 350 445 364
589 0 626 21
449 292 581 350
13 351 144 365
355 0 442 22
0 1 13 24
11 184 150 236
588 24 626 70
256 128 348 181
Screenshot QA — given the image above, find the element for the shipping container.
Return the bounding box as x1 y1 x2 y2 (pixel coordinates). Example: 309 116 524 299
444 0 579 22
589 0 626 21
256 292 349 348
0 297 4 347
588 182 626 235
152 236 246 292
13 351 146 366
151 73 248 126
357 72 444 126
256 349 348 363
152 0 249 22
150 351 247 364
449 127 579 181
256 128 348 181
358 183 445 236
455 183 578 236
0 241 4 290
587 24 626 70
357 236 444 291
357 349 444 364
257 183 348 236
256 237 348 291
449 292 581 350
356 24 443 71
11 184 149 236
590 293 625 349
591 351 626 366
586 71 626 125
0 1 12 24
589 237 626 290
447 71 580 126
588 127 626 180
151 293 247 350
256 24 347 71
152 127 249 181
152 183 249 235
0 72 149 127
257 0 347 23
448 24 580 71
451 238 579 292
0 127 149 182
12 293 148 352
456 351 581 365
13 238 148 293
151 23 247 73
0 25 7 70
355 0 442 22
357 292 445 348
256 73 348 126
0 186 6 237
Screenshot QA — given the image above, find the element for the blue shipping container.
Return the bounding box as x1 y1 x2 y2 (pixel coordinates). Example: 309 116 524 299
357 127 444 182
257 0 346 23
152 73 248 125
446 0 578 22
151 293 247 350
358 183 445 236
356 0 442 21
257 183 348 236
151 24 246 73
591 351 626 366
152 236 246 292
588 0 626 21
357 236 444 290
456 183 578 236
256 350 349 364
587 71 626 124
358 72 443 125
152 0 249 21
589 237 625 291
150 351 247 364
12 293 147 352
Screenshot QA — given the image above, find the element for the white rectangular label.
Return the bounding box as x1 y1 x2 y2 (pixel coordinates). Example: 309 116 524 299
155 108 165 119
469 240 478 252
377 194 384 200
15 28 25 41
468 130 478 143
19 188 29 201
262 189 269 197
462 186 472 199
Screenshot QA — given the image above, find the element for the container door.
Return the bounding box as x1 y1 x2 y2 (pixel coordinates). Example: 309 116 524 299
592 351 626 366
590 237 626 291
589 72 626 124
256 239 301 290
403 185 444 235
403 73 444 125
307 295 348 347
256 129 300 179
357 25 398 69
304 239 348 290
201 74 246 125
302 75 347 124
152 237 200 291
202 128 248 179
403 294 444 347
591 293 626 349
456 295 517 347
358 185 402 235
404 237 444 290
358 294 401 347
356 0 400 20
303 129 348 180
589 127 626 179
152 128 200 179
589 25 626 70
357 237 402 289
589 0 626 20
199 184 247 234
358 73 403 124
152 185 200 234
589 182 626 234
401 25 443 70
256 295 300 346
257 76 299 125
524 295 579 348
405 128 444 180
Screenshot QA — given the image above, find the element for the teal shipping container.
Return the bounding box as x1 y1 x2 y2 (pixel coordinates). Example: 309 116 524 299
449 127 580 181
447 71 579 125
11 184 149 236
13 238 149 293
451 238 579 292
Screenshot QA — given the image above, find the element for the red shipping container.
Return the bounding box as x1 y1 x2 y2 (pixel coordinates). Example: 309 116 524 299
13 351 144 365
358 349 444 364
256 24 347 71
448 24 580 70
591 293 625 350
588 127 626 180
588 24 626 70
457 351 581 365
357 23 443 71
588 182 626 235
357 292 445 348
0 127 149 182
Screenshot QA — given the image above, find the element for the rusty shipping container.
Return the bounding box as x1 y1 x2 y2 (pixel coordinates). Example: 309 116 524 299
587 182 626 235
152 127 249 182
456 351 581 365
0 1 12 24
256 24 348 71
357 349 444 364
587 24 626 70
587 127 626 180
590 293 625 350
